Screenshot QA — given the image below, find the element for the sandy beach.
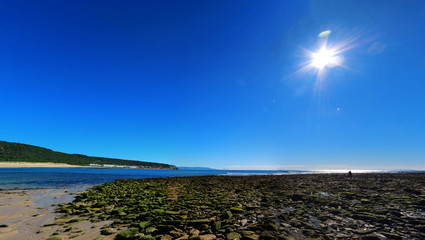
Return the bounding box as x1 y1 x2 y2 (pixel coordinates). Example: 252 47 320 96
0 162 168 169
0 162 91 168
0 188 116 240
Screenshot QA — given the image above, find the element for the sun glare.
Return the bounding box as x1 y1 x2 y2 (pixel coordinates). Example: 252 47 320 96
311 47 337 69
287 29 356 85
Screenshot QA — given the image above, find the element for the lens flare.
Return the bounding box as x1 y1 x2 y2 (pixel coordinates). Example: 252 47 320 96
286 29 362 92
318 30 331 38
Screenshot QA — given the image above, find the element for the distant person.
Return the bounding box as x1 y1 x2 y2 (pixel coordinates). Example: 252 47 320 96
348 171 352 178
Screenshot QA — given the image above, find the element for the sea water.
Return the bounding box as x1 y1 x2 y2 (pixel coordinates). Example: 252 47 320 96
1 168 417 190
0 168 308 189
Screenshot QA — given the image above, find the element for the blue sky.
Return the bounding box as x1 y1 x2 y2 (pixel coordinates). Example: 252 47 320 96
1 0 424 170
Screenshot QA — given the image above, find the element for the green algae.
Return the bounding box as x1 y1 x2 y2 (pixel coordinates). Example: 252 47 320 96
44 237 62 240
43 221 67 227
52 173 425 240
227 232 241 240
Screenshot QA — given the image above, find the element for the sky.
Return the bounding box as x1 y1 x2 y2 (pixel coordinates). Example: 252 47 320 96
1 0 424 170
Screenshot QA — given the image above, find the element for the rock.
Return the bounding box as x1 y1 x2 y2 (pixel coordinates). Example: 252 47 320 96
289 219 302 228
227 232 241 240
116 227 140 240
240 231 259 240
170 230 183 237
240 219 248 227
200 224 209 230
139 220 152 229
161 235 173 240
416 225 425 232
188 219 211 226
243 235 260 240
224 211 233 219
282 236 295 240
213 221 221 231
157 225 175 233
302 229 316 237
230 207 244 213
382 232 402 240
361 233 387 240
265 223 278 231
199 234 217 240
140 235 155 240
259 231 276 240
246 205 258 210
176 233 190 240
165 210 180 215
353 229 373 235
190 228 200 236
290 194 303 201
100 227 117 235
145 226 157 234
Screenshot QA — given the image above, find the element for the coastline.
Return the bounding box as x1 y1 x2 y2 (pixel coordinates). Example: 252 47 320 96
2 172 424 239
0 162 93 168
0 162 176 169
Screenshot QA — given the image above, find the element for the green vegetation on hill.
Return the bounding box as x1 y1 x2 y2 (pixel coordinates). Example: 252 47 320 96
0 140 176 169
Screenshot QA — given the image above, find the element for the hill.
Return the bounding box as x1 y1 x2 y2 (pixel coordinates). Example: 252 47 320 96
0 140 177 169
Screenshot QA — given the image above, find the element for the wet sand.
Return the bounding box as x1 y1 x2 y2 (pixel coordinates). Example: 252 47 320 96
0 188 115 240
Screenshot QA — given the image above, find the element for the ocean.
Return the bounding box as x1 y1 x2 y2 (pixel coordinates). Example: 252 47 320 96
0 168 307 189
0 168 416 190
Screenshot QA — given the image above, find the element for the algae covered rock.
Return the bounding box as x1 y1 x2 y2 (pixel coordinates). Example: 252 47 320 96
227 232 241 240
139 220 152 229
259 231 276 240
54 173 425 240
116 227 140 240
229 207 244 213
199 234 217 240
223 211 233 219
45 237 62 240
100 227 117 235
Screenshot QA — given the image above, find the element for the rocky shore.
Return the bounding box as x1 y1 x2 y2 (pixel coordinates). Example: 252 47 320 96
44 173 425 239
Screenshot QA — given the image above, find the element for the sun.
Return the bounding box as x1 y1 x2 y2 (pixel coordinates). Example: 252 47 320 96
311 47 338 69
288 29 355 83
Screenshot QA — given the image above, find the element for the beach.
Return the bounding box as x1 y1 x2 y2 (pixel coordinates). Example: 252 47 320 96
0 162 175 169
0 162 90 168
1 173 424 240
0 188 70 240
0 188 116 240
